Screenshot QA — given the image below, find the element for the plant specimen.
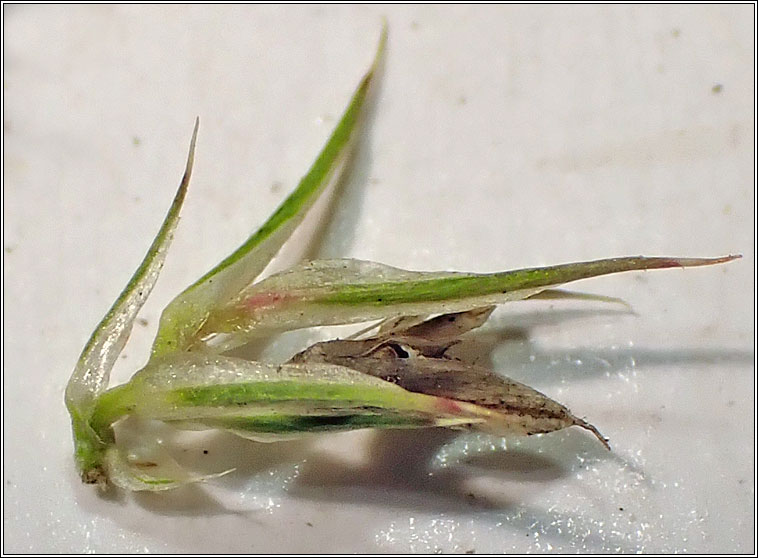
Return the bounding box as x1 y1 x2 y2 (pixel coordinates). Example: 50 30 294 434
65 27 738 491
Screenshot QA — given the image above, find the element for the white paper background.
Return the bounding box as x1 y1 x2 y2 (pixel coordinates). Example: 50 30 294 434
3 5 754 553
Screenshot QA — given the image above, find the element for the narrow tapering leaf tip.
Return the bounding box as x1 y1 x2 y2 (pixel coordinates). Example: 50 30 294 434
183 118 200 183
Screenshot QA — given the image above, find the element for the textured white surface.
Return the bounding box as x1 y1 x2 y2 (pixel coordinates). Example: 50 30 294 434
3 5 754 553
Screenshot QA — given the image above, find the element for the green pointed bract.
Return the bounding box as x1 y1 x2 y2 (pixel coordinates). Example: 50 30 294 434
197 255 739 353
88 353 491 446
65 119 199 483
150 26 387 358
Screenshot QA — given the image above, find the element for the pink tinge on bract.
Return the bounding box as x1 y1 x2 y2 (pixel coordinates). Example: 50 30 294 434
242 291 297 312
435 397 464 415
